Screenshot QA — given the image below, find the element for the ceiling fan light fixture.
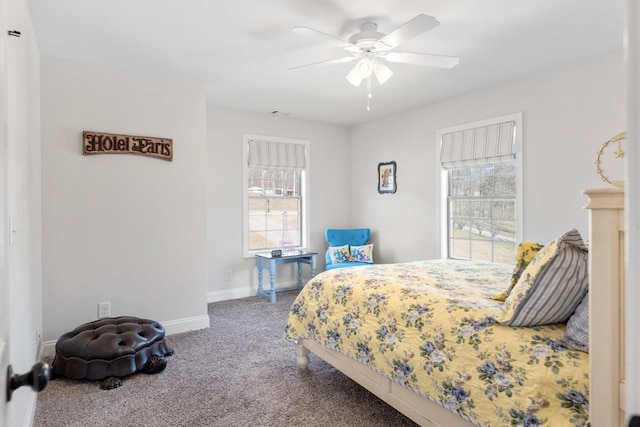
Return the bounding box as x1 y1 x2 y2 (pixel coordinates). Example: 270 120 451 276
347 57 387 87
373 62 393 85
346 65 364 86
356 58 373 78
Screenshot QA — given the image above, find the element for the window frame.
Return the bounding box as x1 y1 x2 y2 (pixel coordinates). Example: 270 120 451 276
242 134 310 258
436 113 523 261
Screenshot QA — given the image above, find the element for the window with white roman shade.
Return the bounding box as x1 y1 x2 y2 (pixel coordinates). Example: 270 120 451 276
242 134 310 257
437 113 523 264
247 139 306 169
440 120 516 169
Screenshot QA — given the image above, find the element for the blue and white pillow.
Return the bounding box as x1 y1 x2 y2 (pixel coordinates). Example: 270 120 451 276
328 245 351 264
350 244 374 263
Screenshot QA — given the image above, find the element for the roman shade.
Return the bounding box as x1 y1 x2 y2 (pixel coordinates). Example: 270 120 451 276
440 120 516 170
247 139 306 169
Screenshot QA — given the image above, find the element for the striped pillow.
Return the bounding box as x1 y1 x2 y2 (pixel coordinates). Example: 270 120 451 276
561 292 589 352
497 229 588 326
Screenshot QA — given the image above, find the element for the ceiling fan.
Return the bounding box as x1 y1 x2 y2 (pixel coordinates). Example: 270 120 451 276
290 14 460 110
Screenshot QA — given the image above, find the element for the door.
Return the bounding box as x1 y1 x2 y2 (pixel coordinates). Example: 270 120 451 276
0 0 10 423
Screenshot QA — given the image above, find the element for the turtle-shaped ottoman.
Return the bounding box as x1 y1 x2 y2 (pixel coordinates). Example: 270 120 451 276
51 316 174 390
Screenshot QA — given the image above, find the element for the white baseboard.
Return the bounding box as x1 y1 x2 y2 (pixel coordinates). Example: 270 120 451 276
42 340 56 360
42 315 211 361
207 281 299 303
161 315 210 335
208 287 256 302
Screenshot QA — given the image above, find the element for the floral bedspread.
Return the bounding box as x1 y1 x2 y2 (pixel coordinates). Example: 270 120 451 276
284 260 589 427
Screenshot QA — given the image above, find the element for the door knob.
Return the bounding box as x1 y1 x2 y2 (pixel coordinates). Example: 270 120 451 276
6 362 50 402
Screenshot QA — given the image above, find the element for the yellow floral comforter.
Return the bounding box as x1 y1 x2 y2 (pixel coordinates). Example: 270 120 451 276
284 260 589 427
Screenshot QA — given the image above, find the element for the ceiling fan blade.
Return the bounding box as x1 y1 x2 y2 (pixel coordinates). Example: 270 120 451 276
292 26 360 53
378 14 440 50
384 52 459 68
289 56 358 71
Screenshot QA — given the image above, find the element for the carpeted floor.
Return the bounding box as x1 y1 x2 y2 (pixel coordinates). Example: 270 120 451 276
34 291 418 427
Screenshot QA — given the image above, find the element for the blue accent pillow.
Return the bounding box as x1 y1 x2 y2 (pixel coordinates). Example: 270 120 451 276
328 245 351 264
350 244 373 263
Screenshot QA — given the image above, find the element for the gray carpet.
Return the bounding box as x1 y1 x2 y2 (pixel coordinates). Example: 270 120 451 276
34 291 418 427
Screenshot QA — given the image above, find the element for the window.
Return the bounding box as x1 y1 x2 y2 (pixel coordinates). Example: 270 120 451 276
242 135 310 256
438 113 523 264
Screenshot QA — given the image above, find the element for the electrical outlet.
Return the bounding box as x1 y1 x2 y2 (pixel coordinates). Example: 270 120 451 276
224 269 233 281
98 302 110 318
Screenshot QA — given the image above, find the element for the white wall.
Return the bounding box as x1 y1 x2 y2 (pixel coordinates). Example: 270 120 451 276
4 0 42 425
40 56 209 342
349 51 625 263
36 49 625 341
34 33 623 353
206 109 350 301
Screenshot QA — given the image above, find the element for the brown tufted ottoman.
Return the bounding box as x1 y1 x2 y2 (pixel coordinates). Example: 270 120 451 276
51 316 174 389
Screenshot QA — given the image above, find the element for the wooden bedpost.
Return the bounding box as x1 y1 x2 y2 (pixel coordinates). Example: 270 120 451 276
584 187 625 427
295 342 310 368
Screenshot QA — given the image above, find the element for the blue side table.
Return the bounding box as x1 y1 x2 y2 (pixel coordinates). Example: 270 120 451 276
255 251 317 303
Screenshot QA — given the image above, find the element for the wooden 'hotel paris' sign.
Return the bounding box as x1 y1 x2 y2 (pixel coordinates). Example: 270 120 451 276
83 131 173 161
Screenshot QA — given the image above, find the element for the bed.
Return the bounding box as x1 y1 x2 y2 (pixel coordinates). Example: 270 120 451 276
284 187 625 427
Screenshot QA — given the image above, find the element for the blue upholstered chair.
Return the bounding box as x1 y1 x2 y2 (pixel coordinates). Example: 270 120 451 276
325 228 372 270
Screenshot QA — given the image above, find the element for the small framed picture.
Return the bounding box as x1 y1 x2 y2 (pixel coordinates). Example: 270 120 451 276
378 161 397 194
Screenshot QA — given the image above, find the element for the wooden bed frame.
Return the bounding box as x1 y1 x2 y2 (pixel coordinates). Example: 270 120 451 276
295 187 625 427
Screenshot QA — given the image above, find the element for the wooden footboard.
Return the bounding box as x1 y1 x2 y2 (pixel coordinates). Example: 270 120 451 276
584 187 625 427
295 339 474 427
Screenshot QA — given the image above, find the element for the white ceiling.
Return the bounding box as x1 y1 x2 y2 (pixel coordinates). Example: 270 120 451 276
26 0 624 127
